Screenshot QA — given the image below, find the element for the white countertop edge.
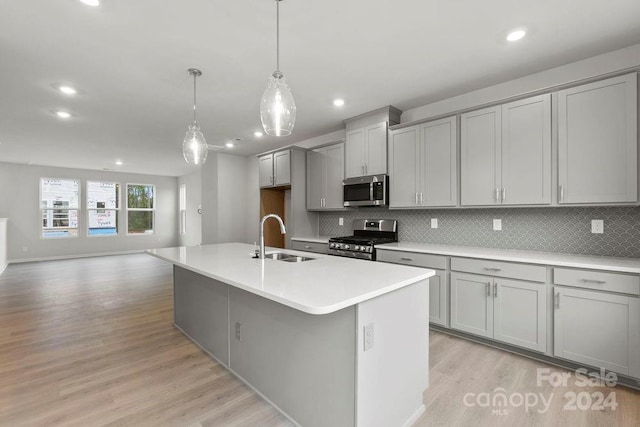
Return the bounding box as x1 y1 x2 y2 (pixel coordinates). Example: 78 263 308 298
377 243 640 274
290 236 330 244
147 249 434 315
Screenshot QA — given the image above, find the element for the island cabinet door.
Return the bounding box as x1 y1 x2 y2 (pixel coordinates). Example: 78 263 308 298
173 267 229 365
429 269 448 327
554 287 640 378
450 272 493 338
493 278 547 352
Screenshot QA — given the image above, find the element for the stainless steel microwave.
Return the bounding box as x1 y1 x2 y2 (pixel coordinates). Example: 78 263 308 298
343 174 389 207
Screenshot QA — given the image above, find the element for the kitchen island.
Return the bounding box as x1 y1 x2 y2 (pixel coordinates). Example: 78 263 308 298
148 243 434 427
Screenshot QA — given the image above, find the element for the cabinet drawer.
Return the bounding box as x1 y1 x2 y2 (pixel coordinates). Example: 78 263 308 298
291 240 328 254
377 249 447 270
554 268 640 296
451 257 546 283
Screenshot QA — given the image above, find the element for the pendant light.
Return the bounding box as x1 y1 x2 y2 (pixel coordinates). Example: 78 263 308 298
260 0 296 137
183 68 208 165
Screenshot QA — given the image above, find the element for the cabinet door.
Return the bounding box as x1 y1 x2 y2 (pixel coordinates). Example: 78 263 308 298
501 95 551 205
259 154 274 188
388 126 420 208
364 122 388 176
429 270 448 327
493 279 547 352
306 149 324 210
421 116 457 206
273 150 291 186
460 106 501 206
345 128 365 178
558 73 638 204
324 143 345 209
554 287 640 378
450 273 493 338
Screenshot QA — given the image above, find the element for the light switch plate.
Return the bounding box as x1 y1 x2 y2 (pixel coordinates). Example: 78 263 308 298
493 219 502 231
591 219 604 234
339 217 344 226
431 218 438 229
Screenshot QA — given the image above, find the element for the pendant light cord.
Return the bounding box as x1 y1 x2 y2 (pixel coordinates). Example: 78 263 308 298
193 73 197 123
276 0 280 72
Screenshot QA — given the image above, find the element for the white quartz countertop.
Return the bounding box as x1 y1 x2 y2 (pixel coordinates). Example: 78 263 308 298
148 243 434 315
378 242 640 274
290 236 330 244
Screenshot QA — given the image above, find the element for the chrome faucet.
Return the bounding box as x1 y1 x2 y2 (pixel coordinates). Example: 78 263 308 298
259 214 286 259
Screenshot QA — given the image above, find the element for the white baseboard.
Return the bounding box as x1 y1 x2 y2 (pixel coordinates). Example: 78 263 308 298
8 249 147 264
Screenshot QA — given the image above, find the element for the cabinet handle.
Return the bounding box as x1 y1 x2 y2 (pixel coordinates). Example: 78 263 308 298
495 187 500 203
486 282 491 297
559 184 564 202
361 165 365 175
501 188 506 203
304 245 312 249
365 164 368 175
554 292 560 309
415 192 418 205
400 257 414 261
581 279 606 285
484 267 502 272
419 192 423 205
494 282 498 298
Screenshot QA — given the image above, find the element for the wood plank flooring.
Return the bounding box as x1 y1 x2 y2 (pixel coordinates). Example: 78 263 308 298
0 253 638 426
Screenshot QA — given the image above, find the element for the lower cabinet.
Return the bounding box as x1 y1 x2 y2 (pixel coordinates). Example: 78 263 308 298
553 287 640 378
450 272 547 352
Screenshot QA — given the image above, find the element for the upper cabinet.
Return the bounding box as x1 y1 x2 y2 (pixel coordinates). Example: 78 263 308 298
388 116 457 208
460 94 551 206
306 142 344 210
259 149 291 188
345 122 388 178
557 73 638 204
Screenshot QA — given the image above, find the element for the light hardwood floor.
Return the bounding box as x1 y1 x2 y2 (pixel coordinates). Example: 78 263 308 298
0 254 638 426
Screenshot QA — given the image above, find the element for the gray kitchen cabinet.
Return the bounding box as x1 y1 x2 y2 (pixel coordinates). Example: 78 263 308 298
345 122 388 178
259 149 291 188
451 271 547 352
461 94 551 206
557 73 638 204
306 142 344 210
389 117 457 208
554 287 640 378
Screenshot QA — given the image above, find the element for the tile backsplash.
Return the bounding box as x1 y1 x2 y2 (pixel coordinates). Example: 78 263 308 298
319 207 640 258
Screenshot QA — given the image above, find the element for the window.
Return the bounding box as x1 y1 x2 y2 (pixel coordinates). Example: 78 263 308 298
179 184 186 234
87 181 119 236
40 178 80 238
127 184 155 235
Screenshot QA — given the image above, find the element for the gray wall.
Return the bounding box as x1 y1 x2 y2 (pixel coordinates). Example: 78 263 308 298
319 207 640 258
178 169 202 247
0 161 179 262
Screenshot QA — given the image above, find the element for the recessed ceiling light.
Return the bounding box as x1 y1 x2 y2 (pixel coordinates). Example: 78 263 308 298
56 111 72 119
333 99 345 107
59 85 77 95
506 29 527 42
254 131 263 138
115 160 123 166
79 0 100 6
225 142 234 148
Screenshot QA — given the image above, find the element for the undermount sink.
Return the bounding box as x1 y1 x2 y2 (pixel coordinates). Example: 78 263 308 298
264 252 315 262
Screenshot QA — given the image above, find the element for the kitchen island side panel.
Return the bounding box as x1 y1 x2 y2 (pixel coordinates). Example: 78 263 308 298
174 266 230 365
228 286 357 427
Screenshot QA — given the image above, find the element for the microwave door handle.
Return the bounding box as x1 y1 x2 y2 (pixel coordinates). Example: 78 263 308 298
370 183 374 202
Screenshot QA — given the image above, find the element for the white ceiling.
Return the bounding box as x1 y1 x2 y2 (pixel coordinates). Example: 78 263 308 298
1 0 640 177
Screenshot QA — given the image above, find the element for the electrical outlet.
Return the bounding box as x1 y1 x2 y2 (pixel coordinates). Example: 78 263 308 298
591 219 604 234
431 218 438 229
235 322 242 341
339 217 344 226
493 219 502 231
364 323 374 351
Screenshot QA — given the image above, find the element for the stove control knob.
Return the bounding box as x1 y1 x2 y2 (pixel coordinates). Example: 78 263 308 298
354 246 360 250
362 246 368 252
344 245 350 250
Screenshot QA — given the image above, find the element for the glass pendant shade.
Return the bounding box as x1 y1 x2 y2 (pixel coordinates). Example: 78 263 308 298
260 71 296 137
183 122 208 165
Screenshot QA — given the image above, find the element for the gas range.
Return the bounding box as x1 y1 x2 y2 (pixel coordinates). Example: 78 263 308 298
328 219 397 261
